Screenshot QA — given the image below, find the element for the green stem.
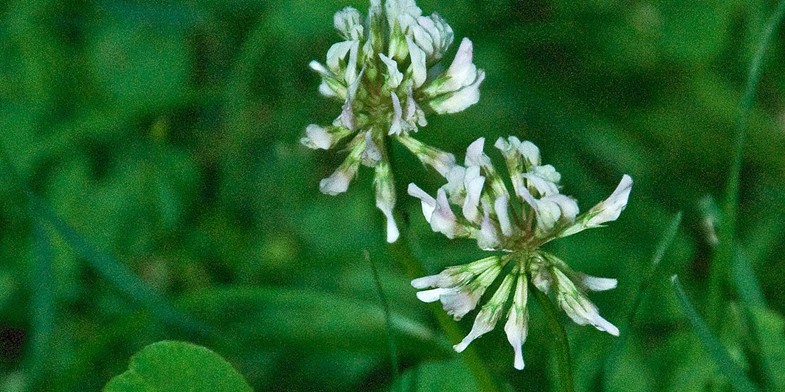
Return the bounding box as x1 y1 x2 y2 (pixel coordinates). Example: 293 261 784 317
532 287 574 392
602 212 682 388
388 237 501 392
364 249 400 387
707 0 785 328
673 276 761 392
385 130 499 391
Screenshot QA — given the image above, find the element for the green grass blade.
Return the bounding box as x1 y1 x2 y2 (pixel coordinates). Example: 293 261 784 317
365 249 400 387
1 144 212 338
389 237 501 392
602 212 682 388
532 287 574 392
30 196 214 337
708 0 785 327
732 247 766 308
731 246 778 390
672 275 761 392
177 286 453 359
23 221 56 390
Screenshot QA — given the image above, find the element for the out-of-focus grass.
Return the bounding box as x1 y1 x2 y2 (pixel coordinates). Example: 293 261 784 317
1 0 785 391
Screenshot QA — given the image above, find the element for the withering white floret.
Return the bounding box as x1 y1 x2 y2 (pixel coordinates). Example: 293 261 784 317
411 13 453 61
454 272 514 352
374 159 399 243
406 36 428 87
578 273 618 292
431 188 466 239
461 166 485 224
428 70 485 114
552 269 619 336
379 53 403 89
320 167 357 196
476 206 502 250
301 124 333 150
586 174 633 227
494 195 514 237
504 273 528 370
519 140 541 167
559 174 633 238
334 7 364 40
407 183 436 223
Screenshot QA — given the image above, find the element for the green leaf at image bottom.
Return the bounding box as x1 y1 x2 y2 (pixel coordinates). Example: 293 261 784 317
104 341 252 392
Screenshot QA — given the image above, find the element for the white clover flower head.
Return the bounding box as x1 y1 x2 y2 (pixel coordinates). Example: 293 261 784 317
409 136 632 369
303 0 485 243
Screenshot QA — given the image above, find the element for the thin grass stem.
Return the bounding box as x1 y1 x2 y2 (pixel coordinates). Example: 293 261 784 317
672 276 761 392
531 287 574 392
708 0 785 328
602 212 682 388
364 249 400 388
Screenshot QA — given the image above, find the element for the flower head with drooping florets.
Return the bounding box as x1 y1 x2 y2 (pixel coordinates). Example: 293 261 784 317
302 0 485 243
409 136 632 370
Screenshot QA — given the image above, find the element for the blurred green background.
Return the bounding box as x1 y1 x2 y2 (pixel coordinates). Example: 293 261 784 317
2 0 785 391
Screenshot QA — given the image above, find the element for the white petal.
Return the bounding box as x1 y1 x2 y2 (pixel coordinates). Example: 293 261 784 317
318 81 338 97
519 141 541 166
454 273 512 351
454 314 495 352
586 175 633 227
406 36 427 87
375 162 398 243
504 306 528 370
417 13 453 61
385 0 422 29
494 196 515 237
411 274 441 289
340 102 355 132
361 132 382 166
522 173 559 198
476 209 501 250
407 183 436 223
550 194 579 223
379 53 403 89
440 288 482 320
309 60 331 76
429 70 485 114
319 167 356 195
404 87 418 122
416 287 452 303
504 275 529 370
532 198 561 233
431 188 462 238
302 124 332 150
442 38 477 92
580 274 617 292
382 209 399 243
532 164 561 183
409 21 434 58
326 41 354 73
465 137 486 167
443 166 467 203
389 92 404 135
346 41 361 86
531 266 552 293
560 294 619 336
334 7 363 40
554 269 620 336
462 172 485 223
